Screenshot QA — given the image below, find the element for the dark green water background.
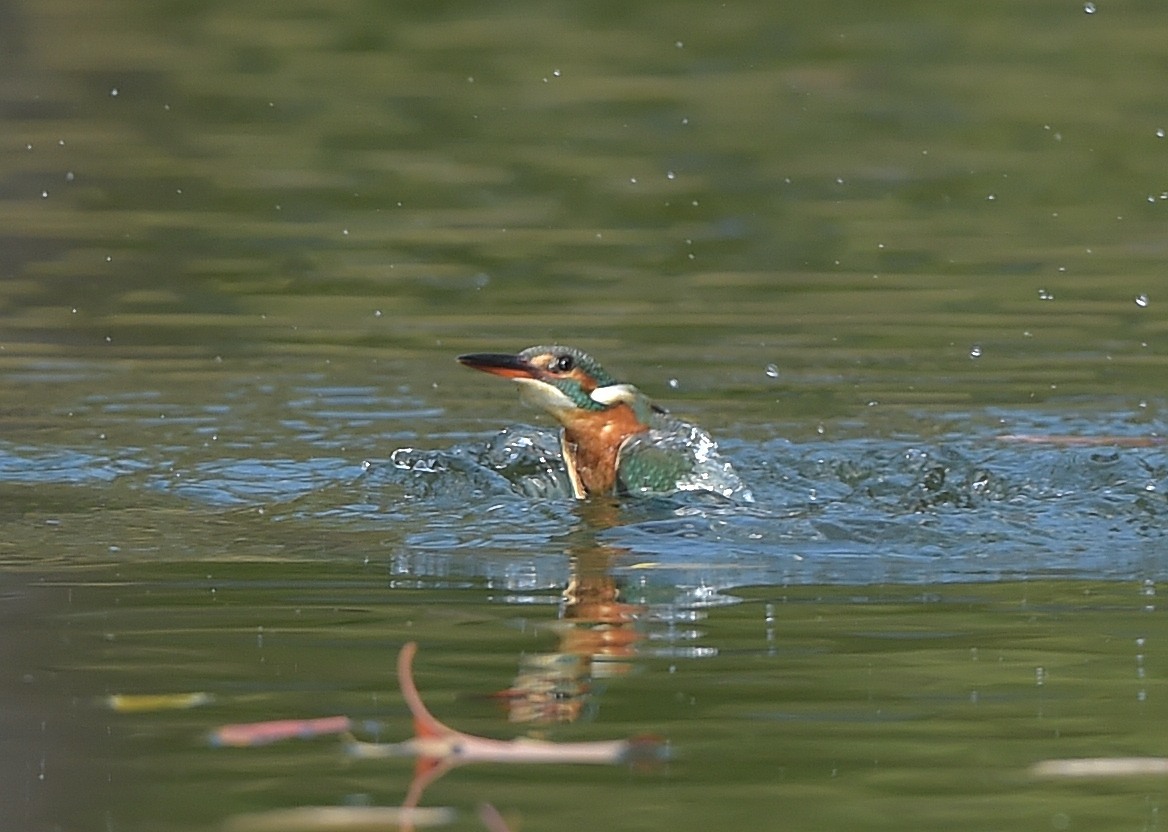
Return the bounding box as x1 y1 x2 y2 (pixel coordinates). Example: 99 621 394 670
3 1 1168 830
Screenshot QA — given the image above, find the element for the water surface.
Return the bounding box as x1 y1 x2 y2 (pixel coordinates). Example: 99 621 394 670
3 1 1168 830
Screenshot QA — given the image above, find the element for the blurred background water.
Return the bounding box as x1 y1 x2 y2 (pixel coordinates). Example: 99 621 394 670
3 1 1168 830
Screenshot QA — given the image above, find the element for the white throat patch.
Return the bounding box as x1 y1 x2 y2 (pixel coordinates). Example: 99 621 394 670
588 383 638 407
514 377 578 415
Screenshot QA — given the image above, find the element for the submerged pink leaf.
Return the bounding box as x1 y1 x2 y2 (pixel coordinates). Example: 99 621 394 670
210 715 352 748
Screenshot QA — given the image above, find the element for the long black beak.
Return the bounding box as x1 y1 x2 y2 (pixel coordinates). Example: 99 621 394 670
457 352 538 380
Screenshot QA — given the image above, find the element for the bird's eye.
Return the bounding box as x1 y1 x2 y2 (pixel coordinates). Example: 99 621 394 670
551 354 574 373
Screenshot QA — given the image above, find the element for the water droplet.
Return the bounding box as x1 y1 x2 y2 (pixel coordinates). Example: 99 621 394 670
764 363 779 378
969 345 982 358
373 309 382 318
666 170 676 180
675 40 684 48
110 87 119 97
1083 1 1096 13
65 171 74 182
668 378 679 389
986 193 996 201
1157 128 1165 139
1038 288 1055 301
1135 293 1149 307
40 190 48 198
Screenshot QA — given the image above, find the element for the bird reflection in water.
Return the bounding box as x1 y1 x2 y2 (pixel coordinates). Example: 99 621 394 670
495 499 643 726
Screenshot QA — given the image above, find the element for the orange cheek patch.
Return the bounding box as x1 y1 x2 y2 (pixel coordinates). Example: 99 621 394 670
565 368 596 391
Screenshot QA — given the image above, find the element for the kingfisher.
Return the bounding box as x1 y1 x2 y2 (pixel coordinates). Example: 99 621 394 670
457 345 749 500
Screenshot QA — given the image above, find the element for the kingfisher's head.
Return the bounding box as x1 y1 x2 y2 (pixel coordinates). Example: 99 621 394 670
457 345 646 424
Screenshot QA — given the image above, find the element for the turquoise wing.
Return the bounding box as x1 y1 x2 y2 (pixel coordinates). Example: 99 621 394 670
616 436 695 494
616 421 752 500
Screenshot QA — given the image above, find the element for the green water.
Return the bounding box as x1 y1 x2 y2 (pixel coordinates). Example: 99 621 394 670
3 0 1168 829
11 572 1167 830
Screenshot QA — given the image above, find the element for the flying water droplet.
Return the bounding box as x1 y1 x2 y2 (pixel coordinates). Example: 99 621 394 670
1135 293 1149 307
764 363 779 378
969 345 982 359
1083 1 1096 13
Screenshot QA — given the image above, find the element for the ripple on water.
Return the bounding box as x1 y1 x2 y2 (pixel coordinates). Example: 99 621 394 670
2 407 1166 587
0 446 151 485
